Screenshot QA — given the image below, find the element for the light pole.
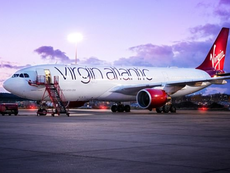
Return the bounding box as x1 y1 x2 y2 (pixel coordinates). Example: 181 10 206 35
67 32 83 64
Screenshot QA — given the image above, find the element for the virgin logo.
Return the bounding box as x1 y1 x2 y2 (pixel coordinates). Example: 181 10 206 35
210 44 225 70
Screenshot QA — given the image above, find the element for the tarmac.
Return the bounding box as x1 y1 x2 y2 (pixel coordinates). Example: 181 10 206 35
0 109 230 173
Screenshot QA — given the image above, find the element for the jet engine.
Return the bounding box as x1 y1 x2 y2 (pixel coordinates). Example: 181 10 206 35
136 89 168 109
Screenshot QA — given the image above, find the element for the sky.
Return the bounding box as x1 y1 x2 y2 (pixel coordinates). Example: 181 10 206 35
1 0 230 95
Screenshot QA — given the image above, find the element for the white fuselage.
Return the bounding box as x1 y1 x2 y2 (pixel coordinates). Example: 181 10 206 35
3 64 211 102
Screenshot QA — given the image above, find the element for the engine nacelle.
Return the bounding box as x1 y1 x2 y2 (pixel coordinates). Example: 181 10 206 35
136 89 168 109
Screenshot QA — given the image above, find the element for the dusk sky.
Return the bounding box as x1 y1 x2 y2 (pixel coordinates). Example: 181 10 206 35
1 0 230 94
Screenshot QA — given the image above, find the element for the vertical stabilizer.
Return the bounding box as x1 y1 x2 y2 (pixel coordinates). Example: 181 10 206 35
196 27 229 75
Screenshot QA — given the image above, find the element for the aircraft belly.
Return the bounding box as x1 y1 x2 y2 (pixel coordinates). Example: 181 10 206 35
97 93 136 102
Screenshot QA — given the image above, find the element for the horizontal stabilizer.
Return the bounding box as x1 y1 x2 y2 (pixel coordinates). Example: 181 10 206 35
217 72 230 76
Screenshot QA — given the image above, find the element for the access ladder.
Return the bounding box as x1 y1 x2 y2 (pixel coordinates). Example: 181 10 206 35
40 76 69 116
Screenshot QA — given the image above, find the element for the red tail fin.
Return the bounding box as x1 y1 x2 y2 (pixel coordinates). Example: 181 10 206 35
196 27 229 76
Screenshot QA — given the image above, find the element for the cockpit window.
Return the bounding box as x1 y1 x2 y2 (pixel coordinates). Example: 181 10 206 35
12 74 19 78
24 73 29 78
12 73 29 78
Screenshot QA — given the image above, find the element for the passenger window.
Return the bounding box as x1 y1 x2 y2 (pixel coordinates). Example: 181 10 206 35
24 73 29 78
19 73 24 78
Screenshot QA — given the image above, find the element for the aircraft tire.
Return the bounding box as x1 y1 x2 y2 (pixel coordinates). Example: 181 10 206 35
170 105 176 113
44 109 47 115
37 108 47 116
156 107 162 113
111 105 118 112
124 105 131 112
163 105 170 113
117 104 125 112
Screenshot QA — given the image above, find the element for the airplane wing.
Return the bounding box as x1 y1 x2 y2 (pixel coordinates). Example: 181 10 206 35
112 75 230 96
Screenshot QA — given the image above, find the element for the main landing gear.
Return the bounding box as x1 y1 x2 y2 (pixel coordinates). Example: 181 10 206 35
155 104 176 113
111 104 131 113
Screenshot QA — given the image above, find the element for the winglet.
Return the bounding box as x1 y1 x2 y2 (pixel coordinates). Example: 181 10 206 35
196 27 229 76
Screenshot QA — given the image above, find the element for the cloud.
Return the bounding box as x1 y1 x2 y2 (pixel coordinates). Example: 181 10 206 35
114 0 230 71
79 57 111 65
35 46 113 66
186 0 230 73
0 62 30 69
188 22 230 41
113 39 214 68
215 0 230 20
190 0 230 40
114 44 174 66
196 0 230 21
189 24 221 39
34 46 74 63
172 40 214 67
219 0 230 5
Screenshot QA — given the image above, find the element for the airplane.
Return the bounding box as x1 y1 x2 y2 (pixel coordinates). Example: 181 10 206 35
3 27 230 115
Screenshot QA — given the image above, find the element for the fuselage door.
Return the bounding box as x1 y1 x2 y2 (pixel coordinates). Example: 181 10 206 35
36 68 52 84
44 69 51 84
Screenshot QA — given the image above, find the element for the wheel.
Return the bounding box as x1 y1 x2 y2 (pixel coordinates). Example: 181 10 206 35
42 109 47 115
156 107 162 113
117 104 125 112
66 113 70 117
37 109 41 116
124 105 131 112
163 105 170 113
14 111 18 116
111 105 117 112
37 108 47 116
170 105 176 113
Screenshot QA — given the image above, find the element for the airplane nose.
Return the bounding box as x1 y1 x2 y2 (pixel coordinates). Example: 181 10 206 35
3 78 12 92
3 78 28 98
